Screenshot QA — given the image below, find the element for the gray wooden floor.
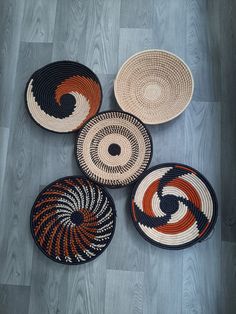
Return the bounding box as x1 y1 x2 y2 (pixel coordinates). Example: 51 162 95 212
0 0 235 313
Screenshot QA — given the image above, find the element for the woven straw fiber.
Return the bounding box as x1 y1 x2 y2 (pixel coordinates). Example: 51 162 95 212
75 111 152 188
25 61 102 133
31 176 116 264
114 50 194 124
131 163 217 249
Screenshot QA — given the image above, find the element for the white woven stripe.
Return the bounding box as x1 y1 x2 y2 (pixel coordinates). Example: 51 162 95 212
180 173 213 220
139 222 199 246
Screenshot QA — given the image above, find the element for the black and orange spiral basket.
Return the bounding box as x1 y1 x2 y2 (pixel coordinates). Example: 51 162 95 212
130 163 218 249
25 61 102 133
30 177 116 264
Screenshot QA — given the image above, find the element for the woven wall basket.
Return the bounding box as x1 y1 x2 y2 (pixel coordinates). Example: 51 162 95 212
114 50 194 124
30 176 116 264
75 111 153 188
25 61 102 133
131 163 217 249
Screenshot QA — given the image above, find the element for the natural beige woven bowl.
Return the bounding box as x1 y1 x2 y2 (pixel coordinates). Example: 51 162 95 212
114 50 194 124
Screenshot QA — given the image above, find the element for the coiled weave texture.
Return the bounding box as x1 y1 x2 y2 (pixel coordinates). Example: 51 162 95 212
75 111 152 188
131 164 217 249
31 177 116 264
25 61 102 133
114 50 194 124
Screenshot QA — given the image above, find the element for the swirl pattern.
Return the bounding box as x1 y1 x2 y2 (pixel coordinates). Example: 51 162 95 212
75 111 152 187
31 177 116 264
131 163 217 249
25 61 102 133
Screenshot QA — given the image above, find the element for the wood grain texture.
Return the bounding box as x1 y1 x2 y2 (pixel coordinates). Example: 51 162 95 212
84 0 121 75
39 133 78 187
0 284 30 314
118 28 153 67
186 0 220 102
52 0 88 61
28 247 69 314
0 127 9 206
105 270 144 314
0 42 52 286
0 0 25 127
219 0 236 242
107 186 147 272
222 241 236 314
120 0 153 29
21 0 58 43
143 248 183 314
152 0 187 60
182 101 221 314
97 74 117 111
66 252 107 314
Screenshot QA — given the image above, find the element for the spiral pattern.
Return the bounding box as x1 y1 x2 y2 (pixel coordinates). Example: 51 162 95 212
31 177 116 264
75 111 152 187
114 50 194 124
131 164 217 249
25 61 102 133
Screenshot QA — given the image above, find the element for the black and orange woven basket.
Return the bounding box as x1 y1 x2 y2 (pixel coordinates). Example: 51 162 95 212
30 176 116 264
130 163 218 249
25 61 102 133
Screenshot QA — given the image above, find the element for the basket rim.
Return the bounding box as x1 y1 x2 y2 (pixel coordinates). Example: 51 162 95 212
30 175 116 265
25 60 103 134
114 49 194 125
129 162 218 250
74 110 153 189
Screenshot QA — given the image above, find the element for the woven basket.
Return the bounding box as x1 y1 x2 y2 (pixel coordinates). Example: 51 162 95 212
25 61 102 133
30 176 116 264
75 111 152 188
114 50 194 124
131 163 217 249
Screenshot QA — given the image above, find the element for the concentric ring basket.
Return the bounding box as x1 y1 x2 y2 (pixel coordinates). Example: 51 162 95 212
114 50 194 124
75 111 153 188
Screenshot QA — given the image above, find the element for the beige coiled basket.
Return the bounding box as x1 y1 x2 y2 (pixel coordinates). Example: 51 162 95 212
114 49 194 124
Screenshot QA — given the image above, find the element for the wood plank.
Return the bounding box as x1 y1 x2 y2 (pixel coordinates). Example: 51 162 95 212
52 0 88 61
152 0 187 60
186 0 220 102
97 74 117 111
0 284 30 314
105 270 144 314
21 0 58 43
0 42 53 286
0 0 25 127
182 101 221 314
220 0 236 242
29 245 107 314
120 0 153 29
222 241 236 314
0 127 9 206
66 252 107 314
107 186 147 272
28 247 69 314
39 133 78 187
85 0 121 75
143 248 183 314
118 28 153 67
